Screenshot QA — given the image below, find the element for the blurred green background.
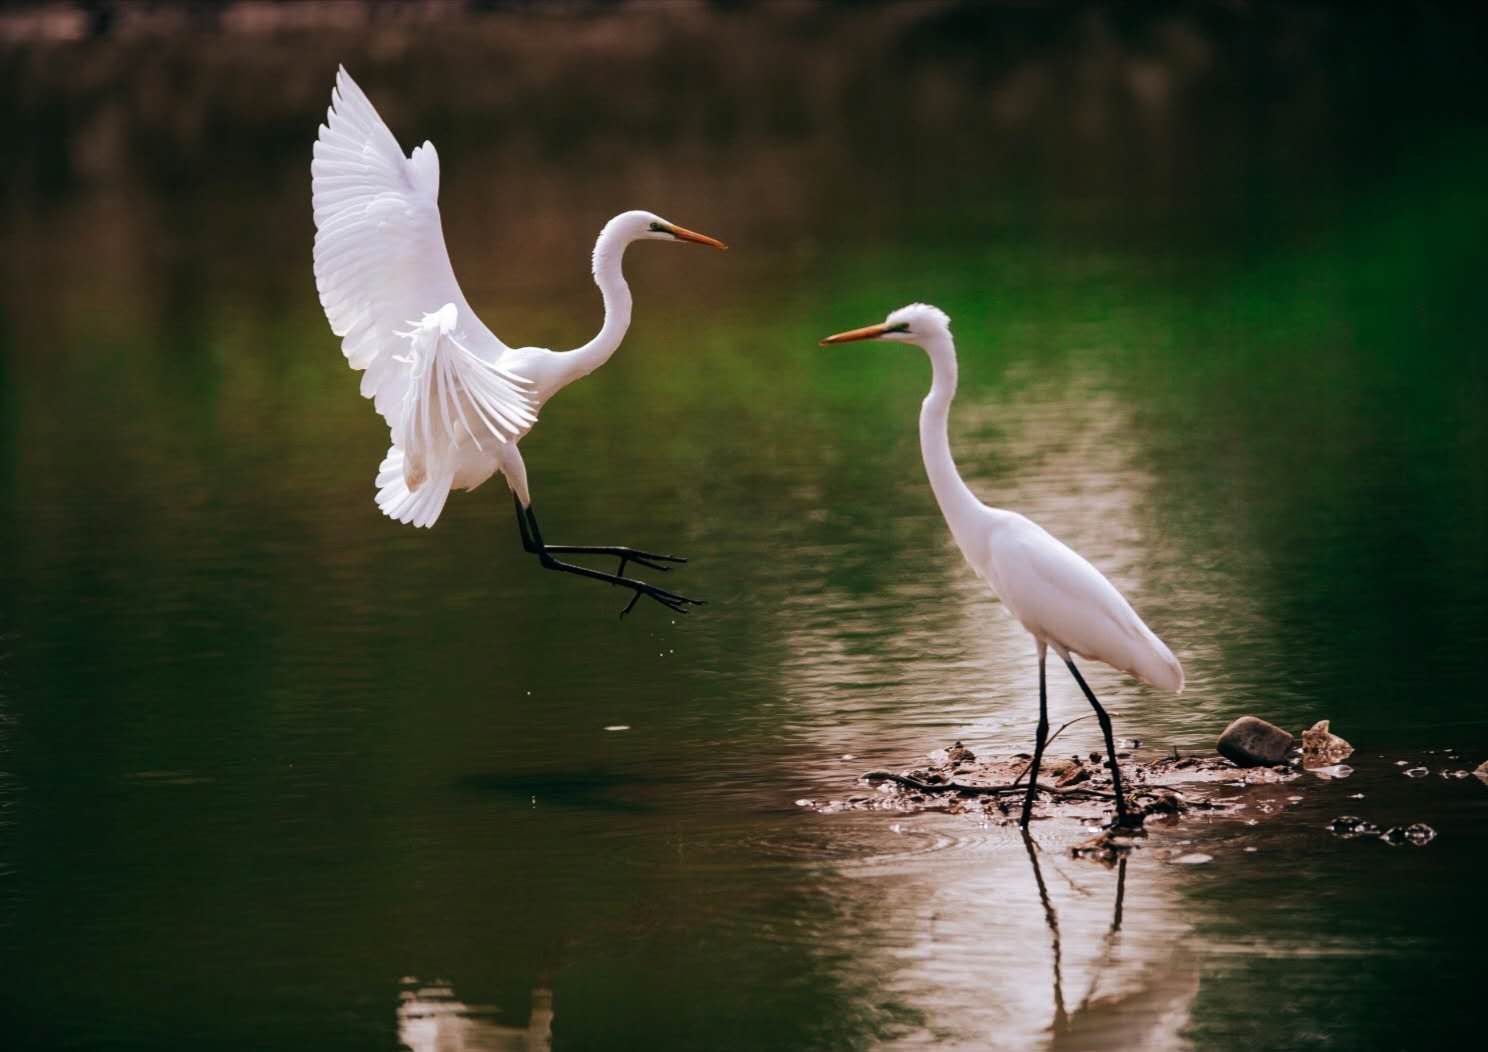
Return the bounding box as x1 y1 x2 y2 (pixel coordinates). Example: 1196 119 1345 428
1 2 1486 1049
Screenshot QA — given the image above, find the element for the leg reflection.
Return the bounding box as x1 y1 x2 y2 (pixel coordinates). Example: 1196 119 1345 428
1021 831 1068 1032
1073 855 1127 1017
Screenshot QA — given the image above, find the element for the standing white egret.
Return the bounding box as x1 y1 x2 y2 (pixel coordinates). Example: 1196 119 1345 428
821 305 1183 827
312 66 725 614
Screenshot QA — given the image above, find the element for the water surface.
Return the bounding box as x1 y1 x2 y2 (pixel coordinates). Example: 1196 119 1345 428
1 6 1485 1049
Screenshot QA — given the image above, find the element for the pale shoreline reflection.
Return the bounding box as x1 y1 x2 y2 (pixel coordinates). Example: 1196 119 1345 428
397 979 552 1052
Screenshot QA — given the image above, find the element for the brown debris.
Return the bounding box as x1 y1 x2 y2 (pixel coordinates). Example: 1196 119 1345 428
1301 720 1355 767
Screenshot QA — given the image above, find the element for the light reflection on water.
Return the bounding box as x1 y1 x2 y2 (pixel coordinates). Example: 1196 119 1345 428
804 822 1199 1050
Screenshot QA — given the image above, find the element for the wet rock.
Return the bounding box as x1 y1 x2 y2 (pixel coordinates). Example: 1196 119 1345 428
1300 720 1354 767
1326 815 1380 839
1380 823 1436 847
1217 716 1294 767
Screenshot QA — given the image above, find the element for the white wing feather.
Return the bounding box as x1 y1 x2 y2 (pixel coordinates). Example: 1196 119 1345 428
991 518 1184 692
311 66 534 446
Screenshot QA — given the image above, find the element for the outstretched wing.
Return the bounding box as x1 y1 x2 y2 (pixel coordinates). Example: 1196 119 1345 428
311 66 531 441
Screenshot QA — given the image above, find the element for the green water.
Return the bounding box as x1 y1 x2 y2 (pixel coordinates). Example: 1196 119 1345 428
1 6 1486 1049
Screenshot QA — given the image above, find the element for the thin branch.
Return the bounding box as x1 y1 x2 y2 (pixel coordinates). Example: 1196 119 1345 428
1011 713 1099 787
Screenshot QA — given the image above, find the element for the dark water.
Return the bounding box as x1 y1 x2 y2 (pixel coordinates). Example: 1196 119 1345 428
1 5 1486 1049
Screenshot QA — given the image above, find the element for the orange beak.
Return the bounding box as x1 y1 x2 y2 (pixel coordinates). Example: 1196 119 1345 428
820 322 890 346
664 223 728 251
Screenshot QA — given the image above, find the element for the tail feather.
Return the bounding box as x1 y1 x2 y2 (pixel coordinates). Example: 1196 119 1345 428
1135 628 1185 693
375 447 451 528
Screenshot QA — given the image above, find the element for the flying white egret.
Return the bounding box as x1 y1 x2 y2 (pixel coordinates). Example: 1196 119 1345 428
821 305 1184 827
311 66 725 614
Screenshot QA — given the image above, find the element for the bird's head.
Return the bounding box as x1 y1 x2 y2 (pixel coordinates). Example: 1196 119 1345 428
819 303 952 348
607 210 728 250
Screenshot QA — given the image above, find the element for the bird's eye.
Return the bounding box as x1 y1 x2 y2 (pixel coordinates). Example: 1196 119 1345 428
648 221 665 233
886 323 911 334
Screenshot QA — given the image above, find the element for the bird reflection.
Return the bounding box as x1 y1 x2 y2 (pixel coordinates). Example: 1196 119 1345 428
1021 832 1070 1030
1021 837 1192 1051
397 979 552 1052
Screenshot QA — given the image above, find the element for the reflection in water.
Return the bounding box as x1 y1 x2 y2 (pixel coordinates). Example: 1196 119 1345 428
398 980 552 1052
1023 833 1070 1031
1021 836 1197 1051
805 820 1199 1050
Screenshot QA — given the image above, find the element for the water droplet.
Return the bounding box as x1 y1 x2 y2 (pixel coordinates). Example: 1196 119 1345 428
1173 852 1213 865
794 799 814 808
1379 823 1436 847
1349 792 1365 799
1403 766 1429 778
1244 846 1258 853
604 725 631 732
1394 760 1409 766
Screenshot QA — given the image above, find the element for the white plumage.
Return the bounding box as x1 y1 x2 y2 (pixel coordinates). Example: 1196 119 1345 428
822 304 1183 827
310 67 725 536
313 66 534 525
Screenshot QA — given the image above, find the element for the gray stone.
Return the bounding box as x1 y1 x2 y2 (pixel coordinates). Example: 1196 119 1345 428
1217 716 1294 767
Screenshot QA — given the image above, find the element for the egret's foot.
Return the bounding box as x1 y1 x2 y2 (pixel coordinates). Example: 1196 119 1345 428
541 544 688 577
515 499 703 617
618 580 706 618
533 548 703 618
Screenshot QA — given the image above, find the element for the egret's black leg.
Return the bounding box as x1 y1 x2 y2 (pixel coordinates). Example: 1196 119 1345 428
1065 659 1131 827
517 499 704 616
514 494 539 553
1020 653 1050 829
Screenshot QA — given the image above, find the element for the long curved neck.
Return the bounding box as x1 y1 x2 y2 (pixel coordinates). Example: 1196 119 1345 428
553 222 634 388
918 332 986 537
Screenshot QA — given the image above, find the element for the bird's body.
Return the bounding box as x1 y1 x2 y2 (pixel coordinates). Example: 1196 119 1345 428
823 304 1182 826
952 509 1182 694
312 67 723 613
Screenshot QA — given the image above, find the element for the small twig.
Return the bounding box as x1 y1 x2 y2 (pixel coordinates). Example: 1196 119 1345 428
1011 713 1099 787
